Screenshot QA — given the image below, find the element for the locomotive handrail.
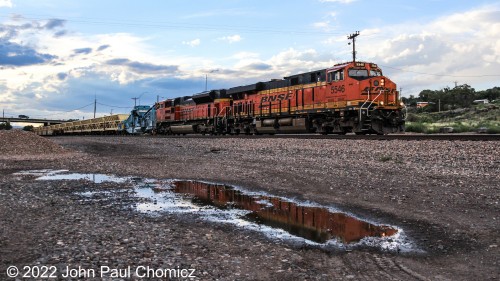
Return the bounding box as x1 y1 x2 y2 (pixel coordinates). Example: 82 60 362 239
359 90 383 121
367 90 384 111
359 90 371 121
217 106 232 117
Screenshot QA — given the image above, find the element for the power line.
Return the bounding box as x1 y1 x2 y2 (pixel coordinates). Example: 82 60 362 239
63 102 95 112
0 14 349 37
96 102 133 109
379 64 500 78
1 102 95 119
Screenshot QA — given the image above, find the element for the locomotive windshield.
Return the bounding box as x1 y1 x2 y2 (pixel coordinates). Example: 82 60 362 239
348 68 368 78
370 69 382 76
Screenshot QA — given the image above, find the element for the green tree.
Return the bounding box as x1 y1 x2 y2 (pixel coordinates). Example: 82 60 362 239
452 84 476 108
475 87 500 102
418 90 435 102
402 95 418 107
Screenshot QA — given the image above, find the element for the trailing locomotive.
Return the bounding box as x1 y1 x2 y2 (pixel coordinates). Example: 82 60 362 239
154 61 405 135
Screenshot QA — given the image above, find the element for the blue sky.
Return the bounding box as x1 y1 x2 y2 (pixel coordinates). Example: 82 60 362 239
1 0 499 120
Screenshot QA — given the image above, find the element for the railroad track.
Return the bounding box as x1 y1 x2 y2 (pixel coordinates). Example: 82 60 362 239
97 133 500 141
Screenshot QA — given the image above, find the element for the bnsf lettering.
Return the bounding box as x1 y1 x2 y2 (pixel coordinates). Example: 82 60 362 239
261 93 292 103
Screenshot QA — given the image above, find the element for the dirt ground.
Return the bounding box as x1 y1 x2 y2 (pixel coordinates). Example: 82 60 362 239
0 135 498 280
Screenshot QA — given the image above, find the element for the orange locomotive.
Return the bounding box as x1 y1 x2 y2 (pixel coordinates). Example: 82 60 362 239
155 61 405 135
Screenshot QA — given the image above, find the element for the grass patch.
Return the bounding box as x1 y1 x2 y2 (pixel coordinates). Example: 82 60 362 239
405 122 426 133
405 121 500 134
487 126 500 134
451 122 473 133
405 122 439 134
379 156 392 162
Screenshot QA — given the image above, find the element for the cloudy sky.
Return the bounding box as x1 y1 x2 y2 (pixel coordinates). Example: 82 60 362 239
1 0 499 120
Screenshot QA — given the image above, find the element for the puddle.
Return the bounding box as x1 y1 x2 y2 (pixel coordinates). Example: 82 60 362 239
14 170 417 252
168 181 397 244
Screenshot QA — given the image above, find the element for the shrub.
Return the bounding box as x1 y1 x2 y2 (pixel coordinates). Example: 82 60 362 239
23 125 34 131
0 122 12 130
405 122 426 133
379 156 392 162
486 126 500 134
424 126 439 134
452 122 473 133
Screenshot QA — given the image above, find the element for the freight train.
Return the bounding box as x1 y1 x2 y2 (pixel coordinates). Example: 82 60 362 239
35 61 406 136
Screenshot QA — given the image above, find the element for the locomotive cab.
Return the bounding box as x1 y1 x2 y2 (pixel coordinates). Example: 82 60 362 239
325 62 404 134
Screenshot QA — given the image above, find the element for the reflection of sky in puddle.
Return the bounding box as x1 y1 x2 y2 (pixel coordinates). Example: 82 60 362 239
37 173 128 183
135 187 201 213
14 170 127 183
14 169 419 252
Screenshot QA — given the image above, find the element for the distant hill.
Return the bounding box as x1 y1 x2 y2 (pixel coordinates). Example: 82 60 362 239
405 102 500 134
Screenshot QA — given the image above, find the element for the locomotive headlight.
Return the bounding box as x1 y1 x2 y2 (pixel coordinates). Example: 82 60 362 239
380 101 384 106
400 102 405 106
381 78 385 86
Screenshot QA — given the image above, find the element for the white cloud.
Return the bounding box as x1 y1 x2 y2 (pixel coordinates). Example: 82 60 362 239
318 6 500 95
2 5 499 118
182 38 200 47
0 18 186 118
231 52 260 60
312 21 330 29
217 34 242 43
0 0 13 8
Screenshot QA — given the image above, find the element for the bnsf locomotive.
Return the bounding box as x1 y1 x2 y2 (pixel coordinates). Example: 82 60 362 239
35 61 405 136
154 61 405 135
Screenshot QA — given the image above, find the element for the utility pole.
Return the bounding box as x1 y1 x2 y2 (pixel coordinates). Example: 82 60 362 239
454 81 458 88
93 95 97 118
347 31 360 62
205 69 219 91
131 97 138 107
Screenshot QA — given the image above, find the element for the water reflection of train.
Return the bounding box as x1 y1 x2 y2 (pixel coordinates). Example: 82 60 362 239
169 181 397 244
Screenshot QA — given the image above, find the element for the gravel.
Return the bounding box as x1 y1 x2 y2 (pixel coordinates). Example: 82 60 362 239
0 130 68 155
0 134 498 280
